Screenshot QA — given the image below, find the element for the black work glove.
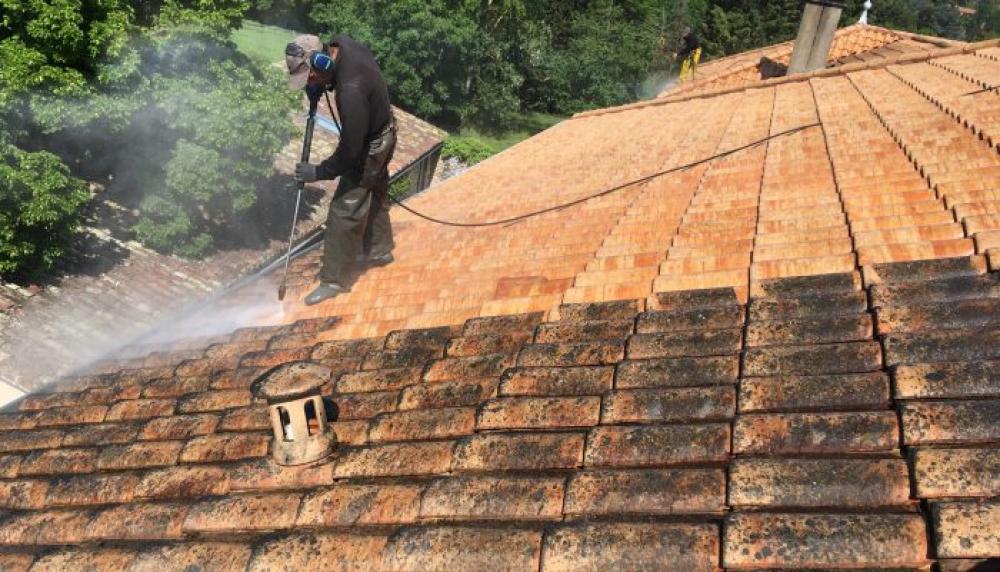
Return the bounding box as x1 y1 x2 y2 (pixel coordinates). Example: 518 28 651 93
295 162 318 183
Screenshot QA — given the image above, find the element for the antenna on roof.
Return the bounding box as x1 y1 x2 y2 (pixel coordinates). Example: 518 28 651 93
859 1 872 25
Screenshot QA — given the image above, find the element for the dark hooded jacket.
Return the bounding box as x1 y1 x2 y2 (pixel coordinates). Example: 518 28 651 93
316 35 393 182
677 33 701 61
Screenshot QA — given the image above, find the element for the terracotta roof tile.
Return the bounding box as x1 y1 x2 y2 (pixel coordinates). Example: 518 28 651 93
932 501 1000 559
478 396 601 429
723 513 929 568
616 355 738 389
0 553 34 572
729 457 912 508
543 522 719 571
420 475 564 521
88 502 188 541
177 432 270 463
27 548 133 571
453 432 583 472
381 526 541 571
734 411 899 454
913 448 1000 499
128 542 252 572
332 440 454 478
660 25 965 100
134 465 230 500
740 371 889 412
894 361 1000 399
585 423 730 467
183 493 302 534
297 483 419 527
499 365 613 396
369 407 475 442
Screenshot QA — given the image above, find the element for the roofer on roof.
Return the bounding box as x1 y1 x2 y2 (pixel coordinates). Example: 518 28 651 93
675 28 702 83
285 34 397 306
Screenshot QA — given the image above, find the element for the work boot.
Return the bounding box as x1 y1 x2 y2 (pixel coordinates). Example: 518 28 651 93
356 252 394 268
304 282 348 306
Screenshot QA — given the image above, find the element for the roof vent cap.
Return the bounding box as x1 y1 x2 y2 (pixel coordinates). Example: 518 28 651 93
254 361 336 466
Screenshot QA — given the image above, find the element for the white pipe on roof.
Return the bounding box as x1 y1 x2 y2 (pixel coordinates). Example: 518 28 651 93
860 1 872 25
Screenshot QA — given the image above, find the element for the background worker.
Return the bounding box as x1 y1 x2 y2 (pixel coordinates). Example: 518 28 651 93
285 34 397 306
676 28 702 83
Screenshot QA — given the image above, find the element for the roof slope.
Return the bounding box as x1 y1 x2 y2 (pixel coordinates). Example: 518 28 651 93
0 34 998 571
0 256 997 569
659 24 964 97
165 37 1000 343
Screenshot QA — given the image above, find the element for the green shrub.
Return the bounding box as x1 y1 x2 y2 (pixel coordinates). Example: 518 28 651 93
0 145 89 276
389 172 415 201
442 136 499 165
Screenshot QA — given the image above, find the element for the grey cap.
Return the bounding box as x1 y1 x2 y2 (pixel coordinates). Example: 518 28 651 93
285 34 324 90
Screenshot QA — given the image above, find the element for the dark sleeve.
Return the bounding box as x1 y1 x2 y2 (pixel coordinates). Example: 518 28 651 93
678 36 699 59
317 85 370 180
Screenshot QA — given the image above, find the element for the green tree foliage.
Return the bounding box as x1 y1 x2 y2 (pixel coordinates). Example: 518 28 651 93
1 0 300 263
697 0 802 58
963 0 1000 40
691 1 990 60
312 1 484 126
133 55 298 257
310 0 669 124
0 145 90 275
155 0 251 38
530 1 663 112
248 0 311 31
839 0 966 38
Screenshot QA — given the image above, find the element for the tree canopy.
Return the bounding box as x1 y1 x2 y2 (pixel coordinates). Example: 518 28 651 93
310 0 678 127
1 0 299 272
306 0 994 127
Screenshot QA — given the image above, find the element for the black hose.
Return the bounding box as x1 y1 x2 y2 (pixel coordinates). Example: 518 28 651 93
321 94 819 228
963 85 998 96
387 122 822 228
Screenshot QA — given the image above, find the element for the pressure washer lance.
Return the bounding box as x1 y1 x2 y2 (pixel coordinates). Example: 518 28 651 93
277 97 319 301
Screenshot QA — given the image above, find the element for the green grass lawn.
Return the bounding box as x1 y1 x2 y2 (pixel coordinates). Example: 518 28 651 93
232 20 300 65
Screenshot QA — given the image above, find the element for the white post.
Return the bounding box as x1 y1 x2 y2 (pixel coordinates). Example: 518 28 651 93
859 1 872 25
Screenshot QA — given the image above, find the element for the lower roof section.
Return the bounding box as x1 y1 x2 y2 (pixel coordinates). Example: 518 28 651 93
0 255 998 568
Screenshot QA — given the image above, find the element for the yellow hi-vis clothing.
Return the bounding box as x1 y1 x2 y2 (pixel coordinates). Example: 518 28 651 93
679 48 702 83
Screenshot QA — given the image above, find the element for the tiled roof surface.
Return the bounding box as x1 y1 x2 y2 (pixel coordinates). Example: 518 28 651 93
0 102 444 395
660 25 964 98
170 38 1000 343
0 34 998 570
0 255 997 569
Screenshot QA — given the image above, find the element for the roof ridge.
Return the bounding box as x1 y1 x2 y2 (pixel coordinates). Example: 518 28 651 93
665 24 909 98
574 38 1000 121
679 24 895 71
659 24 913 99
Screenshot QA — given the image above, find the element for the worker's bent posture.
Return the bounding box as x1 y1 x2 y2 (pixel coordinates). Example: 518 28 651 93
286 34 396 306
677 29 702 83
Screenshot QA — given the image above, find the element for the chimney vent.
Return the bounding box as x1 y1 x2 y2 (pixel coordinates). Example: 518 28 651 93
788 1 846 74
254 361 336 466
